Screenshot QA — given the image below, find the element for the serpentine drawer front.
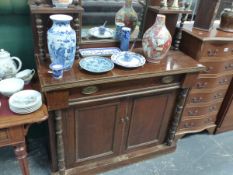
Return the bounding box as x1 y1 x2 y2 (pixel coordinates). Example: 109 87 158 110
186 88 227 104
200 59 233 74
201 42 233 58
194 75 232 89
183 101 222 117
179 114 216 131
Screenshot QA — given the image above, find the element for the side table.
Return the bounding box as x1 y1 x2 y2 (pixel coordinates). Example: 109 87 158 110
0 96 48 175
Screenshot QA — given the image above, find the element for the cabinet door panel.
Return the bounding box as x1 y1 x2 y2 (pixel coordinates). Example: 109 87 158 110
63 100 126 168
77 104 118 159
125 91 177 151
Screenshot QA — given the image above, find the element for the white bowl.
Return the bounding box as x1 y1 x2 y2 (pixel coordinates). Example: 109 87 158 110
0 78 24 97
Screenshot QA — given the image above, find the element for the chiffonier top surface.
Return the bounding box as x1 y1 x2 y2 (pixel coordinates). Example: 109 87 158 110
36 50 205 92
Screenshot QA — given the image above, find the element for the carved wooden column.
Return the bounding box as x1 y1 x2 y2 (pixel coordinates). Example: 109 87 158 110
74 15 81 58
173 13 186 50
166 88 189 146
14 142 30 175
35 14 45 61
55 110 66 175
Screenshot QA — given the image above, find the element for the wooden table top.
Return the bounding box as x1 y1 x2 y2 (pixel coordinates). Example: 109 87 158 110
36 50 205 92
0 88 48 129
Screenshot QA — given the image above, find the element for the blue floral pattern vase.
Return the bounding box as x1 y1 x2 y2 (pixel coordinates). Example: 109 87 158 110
47 14 76 70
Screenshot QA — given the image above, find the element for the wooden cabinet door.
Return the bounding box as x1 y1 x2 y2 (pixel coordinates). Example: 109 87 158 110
62 99 127 168
123 91 177 152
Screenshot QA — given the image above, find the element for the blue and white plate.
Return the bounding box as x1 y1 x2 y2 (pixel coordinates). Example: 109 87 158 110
79 47 121 57
111 51 146 68
79 56 114 73
89 27 114 39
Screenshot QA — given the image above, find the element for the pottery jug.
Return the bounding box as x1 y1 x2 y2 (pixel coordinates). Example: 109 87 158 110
142 14 172 63
0 49 22 79
47 14 76 70
115 0 138 32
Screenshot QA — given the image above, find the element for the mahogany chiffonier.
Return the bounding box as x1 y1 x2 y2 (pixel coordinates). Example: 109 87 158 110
35 50 205 175
176 27 233 138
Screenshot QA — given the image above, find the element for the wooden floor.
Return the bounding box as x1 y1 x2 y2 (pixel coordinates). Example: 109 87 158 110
1 131 233 175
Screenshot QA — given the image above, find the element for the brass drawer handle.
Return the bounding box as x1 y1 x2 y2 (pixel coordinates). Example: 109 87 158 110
191 97 203 103
204 66 213 73
214 93 223 99
161 76 174 84
224 63 233 70
188 110 198 116
204 118 212 124
196 82 208 88
218 78 228 85
184 122 195 128
209 106 217 112
81 86 99 95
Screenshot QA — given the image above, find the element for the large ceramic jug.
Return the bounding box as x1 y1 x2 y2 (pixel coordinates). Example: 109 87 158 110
0 49 22 79
142 14 172 63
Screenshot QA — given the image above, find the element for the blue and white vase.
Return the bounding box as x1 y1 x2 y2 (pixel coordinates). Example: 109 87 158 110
47 14 76 71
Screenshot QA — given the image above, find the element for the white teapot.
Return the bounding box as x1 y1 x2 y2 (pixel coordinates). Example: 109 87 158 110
0 49 22 79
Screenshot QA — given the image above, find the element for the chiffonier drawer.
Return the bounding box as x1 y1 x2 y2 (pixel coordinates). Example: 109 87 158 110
69 75 182 101
0 129 9 144
179 115 216 131
183 101 222 117
186 88 227 104
200 59 233 74
193 75 232 89
201 42 233 58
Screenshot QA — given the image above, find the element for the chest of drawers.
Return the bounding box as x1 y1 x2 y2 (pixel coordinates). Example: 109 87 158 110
176 28 233 138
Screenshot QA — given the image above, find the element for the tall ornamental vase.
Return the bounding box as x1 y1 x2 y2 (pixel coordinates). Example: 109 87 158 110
142 14 172 63
115 0 138 32
47 14 76 70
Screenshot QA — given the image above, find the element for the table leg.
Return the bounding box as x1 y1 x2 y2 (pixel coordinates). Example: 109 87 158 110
14 142 30 175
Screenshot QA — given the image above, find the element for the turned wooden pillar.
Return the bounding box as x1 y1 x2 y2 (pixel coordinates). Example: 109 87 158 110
55 110 66 175
166 88 189 145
